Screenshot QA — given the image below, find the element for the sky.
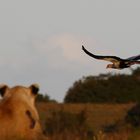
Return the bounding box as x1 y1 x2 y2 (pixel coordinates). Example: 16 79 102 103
0 0 140 102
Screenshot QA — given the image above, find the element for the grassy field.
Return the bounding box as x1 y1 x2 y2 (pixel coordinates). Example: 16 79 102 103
36 102 135 140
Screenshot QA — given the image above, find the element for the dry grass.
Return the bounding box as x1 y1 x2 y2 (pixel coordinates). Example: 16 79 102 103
35 102 136 140
0 103 135 140
45 130 130 140
37 102 134 133
0 102 137 140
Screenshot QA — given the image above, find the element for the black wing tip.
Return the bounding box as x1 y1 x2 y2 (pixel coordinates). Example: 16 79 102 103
82 45 85 50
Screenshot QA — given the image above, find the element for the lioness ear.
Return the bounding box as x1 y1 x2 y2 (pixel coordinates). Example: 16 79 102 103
0 85 8 97
30 84 39 95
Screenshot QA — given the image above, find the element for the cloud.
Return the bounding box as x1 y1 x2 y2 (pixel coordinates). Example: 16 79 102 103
49 34 85 62
32 33 98 67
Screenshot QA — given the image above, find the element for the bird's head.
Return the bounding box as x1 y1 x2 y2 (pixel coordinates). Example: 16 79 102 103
106 64 114 69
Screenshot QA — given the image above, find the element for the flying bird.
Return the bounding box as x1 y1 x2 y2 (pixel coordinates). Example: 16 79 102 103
82 45 140 69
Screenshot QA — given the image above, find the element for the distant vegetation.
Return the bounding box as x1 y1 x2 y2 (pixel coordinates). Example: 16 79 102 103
64 67 140 103
36 93 57 103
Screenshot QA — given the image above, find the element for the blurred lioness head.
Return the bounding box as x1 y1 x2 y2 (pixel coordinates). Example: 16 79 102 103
0 84 44 140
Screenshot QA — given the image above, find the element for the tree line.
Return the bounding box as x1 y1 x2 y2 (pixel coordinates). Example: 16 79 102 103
64 67 140 103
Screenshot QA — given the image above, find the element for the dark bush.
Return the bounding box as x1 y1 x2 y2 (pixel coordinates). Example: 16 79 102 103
125 103 140 127
64 67 140 103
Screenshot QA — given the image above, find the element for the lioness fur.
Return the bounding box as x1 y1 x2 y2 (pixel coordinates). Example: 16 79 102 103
0 84 45 140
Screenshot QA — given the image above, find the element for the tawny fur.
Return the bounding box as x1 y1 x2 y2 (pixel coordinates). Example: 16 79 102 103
0 85 46 140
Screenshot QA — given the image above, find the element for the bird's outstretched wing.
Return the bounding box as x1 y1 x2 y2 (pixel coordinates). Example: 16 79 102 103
82 45 123 63
125 54 140 61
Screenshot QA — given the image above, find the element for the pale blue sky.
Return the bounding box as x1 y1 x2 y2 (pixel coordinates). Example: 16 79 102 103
0 0 140 101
